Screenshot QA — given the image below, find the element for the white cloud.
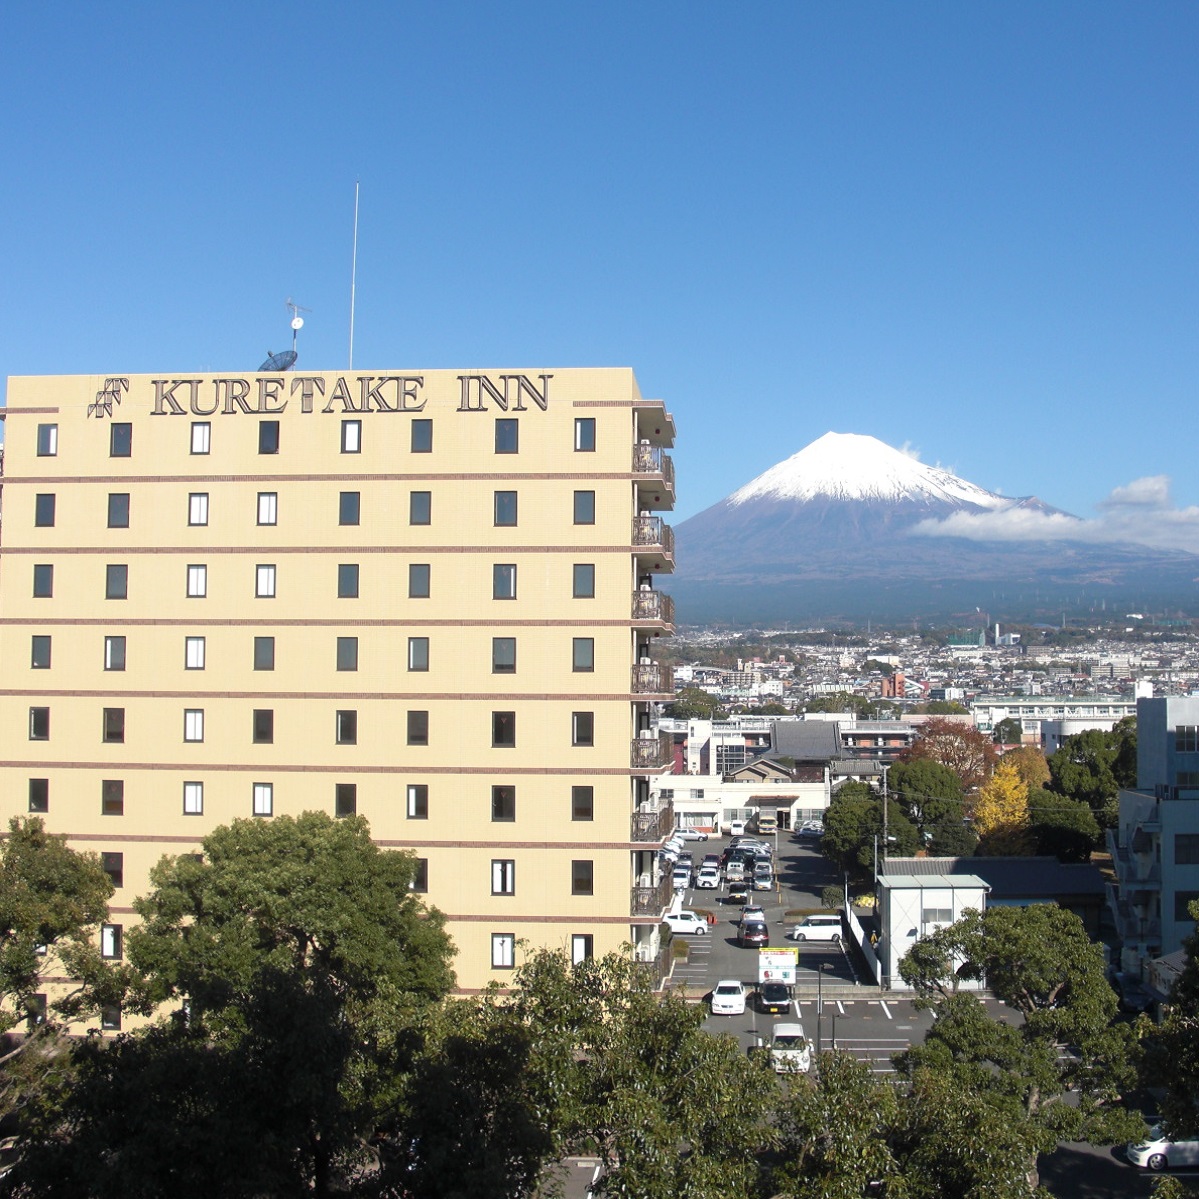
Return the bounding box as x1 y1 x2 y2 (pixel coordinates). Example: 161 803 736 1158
911 476 1199 555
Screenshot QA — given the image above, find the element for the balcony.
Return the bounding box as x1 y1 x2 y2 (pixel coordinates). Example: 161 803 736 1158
631 733 673 772
632 662 674 695
631 875 673 917
632 443 675 490
631 516 674 565
632 589 675 627
632 802 674 842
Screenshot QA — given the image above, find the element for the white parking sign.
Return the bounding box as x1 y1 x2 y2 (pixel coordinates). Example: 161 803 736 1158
758 947 798 984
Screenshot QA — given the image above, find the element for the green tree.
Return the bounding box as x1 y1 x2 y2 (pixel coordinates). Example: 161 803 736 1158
822 784 918 879
992 717 1024 745
910 700 970 715
924 810 979 857
1027 788 1099 862
898 904 1145 1185
666 687 727 720
16 812 454 1198
1048 728 1126 828
887 759 964 835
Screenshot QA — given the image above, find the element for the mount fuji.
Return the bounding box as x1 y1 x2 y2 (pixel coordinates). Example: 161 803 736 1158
670 433 1199 623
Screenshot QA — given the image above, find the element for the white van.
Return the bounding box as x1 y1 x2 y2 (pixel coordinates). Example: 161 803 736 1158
788 913 843 943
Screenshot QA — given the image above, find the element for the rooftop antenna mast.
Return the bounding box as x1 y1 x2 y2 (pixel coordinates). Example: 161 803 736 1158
259 299 309 373
349 180 360 369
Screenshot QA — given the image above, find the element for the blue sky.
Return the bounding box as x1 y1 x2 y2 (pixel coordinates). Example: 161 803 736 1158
2 3 1195 530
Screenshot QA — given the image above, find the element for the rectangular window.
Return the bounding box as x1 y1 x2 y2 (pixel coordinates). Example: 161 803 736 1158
29 707 49 741
336 710 358 745
408 637 429 672
34 494 56 527
573 564 595 598
36 423 58 457
253 709 274 745
406 784 428 820
571 860 594 896
493 564 516 600
574 417 596 452
494 491 518 526
492 637 516 674
411 419 433 453
572 637 595 672
336 636 358 672
184 709 204 743
407 711 428 746
27 995 47 1029
410 491 431 525
339 491 360 526
190 421 210 454
411 858 429 893
188 493 208 526
101 924 123 960
253 783 273 817
253 636 275 671
185 636 206 670
101 1004 122 1032
341 419 362 453
495 418 518 454
33 564 53 598
31 635 51 669
571 934 594 964
335 783 357 818
106 564 128 600
492 933 515 969
102 779 124 816
187 565 207 598
338 564 359 598
492 711 516 748
101 852 123 889
1176 834 1199 866
1177 726 1199 753
572 785 594 821
572 711 595 747
491 785 515 822
573 490 595 525
110 423 132 457
258 421 279 455
408 563 430 598
102 707 125 743
28 778 49 814
257 492 278 526
108 493 130 529
183 782 204 814
104 635 126 671
491 860 516 896
256 565 277 598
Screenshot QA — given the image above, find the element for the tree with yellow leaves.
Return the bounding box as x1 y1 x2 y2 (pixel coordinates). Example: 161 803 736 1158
972 760 1031 854
1002 745 1051 792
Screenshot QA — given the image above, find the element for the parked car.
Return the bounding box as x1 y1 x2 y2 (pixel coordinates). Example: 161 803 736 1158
738 919 769 948
674 827 709 842
663 910 708 936
1126 1126 1199 1170
728 820 747 837
752 871 774 892
695 866 721 889
671 866 692 891
798 821 824 840
788 913 843 943
757 981 792 1015
701 853 721 870
741 903 766 922
724 861 748 883
764 1023 811 1073
724 882 751 905
710 979 748 1016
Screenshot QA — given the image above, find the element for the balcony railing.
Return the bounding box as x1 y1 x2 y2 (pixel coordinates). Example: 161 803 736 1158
632 444 675 489
631 875 673 917
632 801 674 842
631 516 674 559
631 733 674 771
632 662 674 694
631 589 674 626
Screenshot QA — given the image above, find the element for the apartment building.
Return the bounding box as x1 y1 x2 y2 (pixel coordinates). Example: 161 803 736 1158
0 367 677 995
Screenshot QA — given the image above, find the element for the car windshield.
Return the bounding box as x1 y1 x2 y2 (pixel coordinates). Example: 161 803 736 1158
762 985 788 999
715 984 740 995
774 1034 806 1049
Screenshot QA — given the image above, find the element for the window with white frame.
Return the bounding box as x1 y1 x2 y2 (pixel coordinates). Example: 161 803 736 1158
184 709 204 743
253 782 273 817
406 784 428 819
571 934 594 964
190 421 210 454
188 493 209 526
100 924 123 960
187 565 207 597
183 781 203 815
491 933 515 969
491 859 516 895
341 419 362 453
257 492 278 526
185 636 206 670
256 564 276 598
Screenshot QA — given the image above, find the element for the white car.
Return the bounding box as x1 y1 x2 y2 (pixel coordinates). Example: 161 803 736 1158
728 819 747 837
671 867 692 891
695 866 721 889
1127 1126 1199 1170
663 910 708 936
787 913 843 943
674 828 709 842
710 979 747 1016
766 1022 812 1073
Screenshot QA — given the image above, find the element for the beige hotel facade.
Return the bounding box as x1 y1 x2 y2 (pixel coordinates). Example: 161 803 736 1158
0 367 678 999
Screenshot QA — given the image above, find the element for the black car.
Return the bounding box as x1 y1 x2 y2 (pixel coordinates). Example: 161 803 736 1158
738 919 769 948
758 982 792 1015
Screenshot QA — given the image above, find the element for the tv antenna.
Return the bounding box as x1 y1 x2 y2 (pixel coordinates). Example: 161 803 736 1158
259 298 310 372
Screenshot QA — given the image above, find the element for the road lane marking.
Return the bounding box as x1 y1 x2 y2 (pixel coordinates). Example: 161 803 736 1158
878 1001 893 1019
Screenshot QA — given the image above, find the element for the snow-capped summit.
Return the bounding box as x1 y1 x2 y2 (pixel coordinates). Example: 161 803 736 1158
728 432 1008 510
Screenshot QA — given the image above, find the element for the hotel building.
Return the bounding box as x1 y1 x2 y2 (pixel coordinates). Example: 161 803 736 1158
0 367 678 997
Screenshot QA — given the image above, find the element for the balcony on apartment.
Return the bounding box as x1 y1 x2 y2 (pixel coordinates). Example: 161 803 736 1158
631 875 673 918
632 443 675 505
631 733 674 771
632 662 674 696
631 801 674 842
631 589 675 629
631 515 674 569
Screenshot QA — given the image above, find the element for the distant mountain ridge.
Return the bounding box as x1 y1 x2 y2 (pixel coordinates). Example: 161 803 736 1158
670 432 1199 623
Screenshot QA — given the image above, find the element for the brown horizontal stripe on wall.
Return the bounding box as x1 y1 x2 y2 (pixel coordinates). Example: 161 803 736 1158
0 544 639 556
443 914 642 924
373 840 648 851
571 400 644 407
0 690 635 701
60 833 205 844
0 618 640 629
1 471 634 486
0 407 60 415
0 760 640 776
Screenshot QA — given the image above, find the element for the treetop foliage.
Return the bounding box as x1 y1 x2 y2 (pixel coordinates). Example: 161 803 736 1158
901 717 998 790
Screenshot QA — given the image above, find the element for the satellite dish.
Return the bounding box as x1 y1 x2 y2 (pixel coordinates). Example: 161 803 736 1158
259 349 298 372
